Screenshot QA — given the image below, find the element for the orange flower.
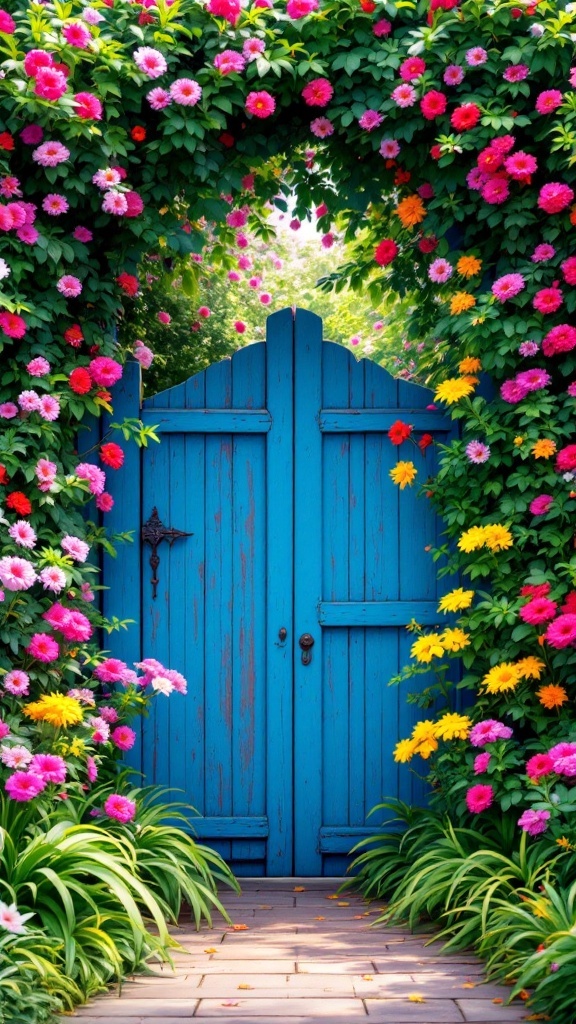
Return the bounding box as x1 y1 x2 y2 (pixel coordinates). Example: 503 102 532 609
459 357 482 374
532 438 557 459
450 292 476 315
536 684 569 709
457 255 482 278
395 194 426 228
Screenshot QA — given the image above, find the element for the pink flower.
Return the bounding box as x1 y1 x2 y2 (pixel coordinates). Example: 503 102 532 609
466 783 494 813
321 233 334 248
467 168 488 191
62 21 92 48
529 494 553 516
8 521 36 549
27 633 60 662
481 178 510 204
61 535 90 562
556 444 576 471
546 614 576 648
532 244 556 263
34 67 67 101
133 342 154 369
170 78 202 106
99 706 119 723
214 50 246 75
260 292 272 305
5 771 46 802
87 756 98 782
29 753 66 783
24 50 53 77
18 390 41 412
0 10 15 33
73 92 102 120
226 208 248 228
474 752 491 774
286 0 318 17
38 395 60 422
428 258 453 283
35 458 57 490
103 793 136 823
243 38 266 61
549 741 576 761
526 753 554 779
420 91 447 120
518 809 550 836
133 46 167 78
111 726 136 751
80 582 95 602
42 193 68 216
466 46 488 66
57 274 82 298
207 0 241 22
492 273 525 301
444 64 464 85
102 190 128 215
380 138 400 159
469 719 513 747
92 167 121 189
465 440 490 464
89 717 110 743
4 670 30 696
538 182 574 214
245 90 276 118
17 225 39 244
89 356 123 387
515 368 551 392
32 141 70 167
163 669 187 695
1 745 33 767
0 556 36 591
503 64 529 82
399 56 426 81
533 287 563 314
505 151 537 179
94 658 128 683
561 256 576 284
553 755 576 776
373 18 392 36
302 77 333 106
235 321 246 333
147 87 171 110
542 324 576 357
26 357 50 377
536 89 564 114
39 566 66 592
125 192 144 218
0 313 26 340
519 341 539 357
157 310 171 324
311 117 334 138
75 462 106 496
73 226 92 243
0 176 21 198
359 109 383 131
520 597 558 624
391 84 416 107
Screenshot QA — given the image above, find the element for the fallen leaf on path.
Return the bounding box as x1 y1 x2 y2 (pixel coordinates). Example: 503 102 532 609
493 998 504 1004
204 948 217 954
238 984 254 990
229 924 249 931
362 975 374 981
408 994 425 1003
337 901 349 907
353 915 363 919
313 916 325 921
462 983 476 989
221 1002 240 1007
258 904 272 910
326 894 339 900
294 885 305 892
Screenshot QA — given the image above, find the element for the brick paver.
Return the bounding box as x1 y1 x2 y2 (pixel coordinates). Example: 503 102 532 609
66 879 531 1023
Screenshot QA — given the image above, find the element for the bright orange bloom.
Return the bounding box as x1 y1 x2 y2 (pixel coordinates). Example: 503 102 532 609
450 292 476 315
395 195 426 228
536 684 569 709
532 438 557 459
459 357 482 374
457 255 482 278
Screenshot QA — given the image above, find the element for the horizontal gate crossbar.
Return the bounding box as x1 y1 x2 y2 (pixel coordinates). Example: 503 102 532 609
140 409 272 433
319 826 401 854
319 409 452 433
319 601 439 627
187 816 269 839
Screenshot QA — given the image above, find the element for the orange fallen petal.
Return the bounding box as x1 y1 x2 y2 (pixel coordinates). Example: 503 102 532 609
230 924 249 931
462 983 476 989
408 994 425 1003
493 998 504 1004
337 901 350 907
314 916 325 921
204 948 218 954
353 915 363 919
362 975 374 981
326 894 339 900
238 984 254 990
293 885 305 892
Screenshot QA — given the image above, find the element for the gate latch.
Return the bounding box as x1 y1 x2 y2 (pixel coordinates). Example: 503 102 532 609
299 633 315 665
141 507 193 600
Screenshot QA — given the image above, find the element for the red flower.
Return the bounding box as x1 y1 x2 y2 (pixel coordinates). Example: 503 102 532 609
374 239 398 266
69 367 93 395
64 324 84 347
418 433 434 451
96 389 112 403
116 272 139 296
0 132 14 151
388 420 412 445
561 592 576 614
451 103 481 131
394 168 411 185
360 0 376 9
139 11 155 23
520 582 551 599
420 90 447 120
418 235 438 253
6 491 32 515
430 144 442 160
130 125 146 142
0 464 9 485
100 442 124 470
218 132 235 148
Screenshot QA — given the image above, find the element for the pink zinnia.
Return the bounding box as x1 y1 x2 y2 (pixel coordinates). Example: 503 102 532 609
286 0 318 17
556 444 576 471
302 77 333 107
492 273 525 301
4 670 30 696
515 368 551 391
18 390 41 412
503 64 529 82
73 92 102 120
87 756 98 782
380 138 400 159
32 141 70 167
373 18 392 36
542 324 576 357
420 91 447 120
0 402 18 418
61 535 90 563
465 47 487 66
533 287 563 314
243 38 266 61
111 726 136 751
73 225 92 242
94 657 128 683
207 0 241 22
5 771 46 802
562 255 576 284
92 167 121 189
399 56 426 81
466 783 494 813
481 177 509 204
29 753 67 783
133 342 154 369
391 84 416 107
538 182 574 214
38 395 60 422
520 597 558 624
526 753 554 780
62 21 91 48
147 87 171 110
36 458 57 490
89 356 123 387
42 193 68 216
359 109 383 131
469 719 513 747
532 244 556 263
23 50 53 77
245 90 275 118
428 258 452 283
39 566 67 592
75 463 106 496
103 793 136 823
102 190 128 215
444 64 464 85
27 357 50 377
545 614 576 648
133 46 167 78
499 380 528 403
214 49 246 75
518 809 550 836
465 440 490 464
157 310 171 324
34 67 67 101
473 752 491 774
505 151 537 179
311 117 334 138
1 745 32 767
529 494 553 516
8 521 37 549
0 556 36 591
27 633 60 662
57 274 82 297
170 78 202 106
535 89 564 114
519 341 539 357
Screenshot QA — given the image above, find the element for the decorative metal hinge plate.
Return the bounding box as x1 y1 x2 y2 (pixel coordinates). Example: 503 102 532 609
141 506 193 600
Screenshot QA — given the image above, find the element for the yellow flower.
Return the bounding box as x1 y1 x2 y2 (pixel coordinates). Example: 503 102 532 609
483 523 513 551
532 438 557 459
450 292 476 315
557 836 572 849
395 194 426 228
389 460 417 489
515 656 545 680
481 662 522 694
457 525 488 552
456 255 482 278
393 738 418 763
438 587 475 613
513 436 524 447
410 634 445 663
411 719 439 758
68 738 86 757
434 377 475 405
458 357 482 374
440 627 470 652
434 712 472 741
24 694 83 728
537 683 569 709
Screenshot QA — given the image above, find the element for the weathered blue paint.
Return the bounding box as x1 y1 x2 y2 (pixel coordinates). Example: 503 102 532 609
107 309 453 876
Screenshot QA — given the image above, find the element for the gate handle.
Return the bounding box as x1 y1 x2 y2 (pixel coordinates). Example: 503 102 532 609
299 633 315 665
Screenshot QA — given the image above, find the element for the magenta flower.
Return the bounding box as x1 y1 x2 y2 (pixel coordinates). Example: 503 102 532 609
157 310 171 324
4 670 30 696
87 756 98 782
5 772 46 802
26 357 50 377
526 753 555 780
286 0 319 18
465 440 490 464
89 356 123 387
465 47 488 66
245 90 276 118
466 784 494 813
20 124 43 144
8 521 37 549
302 78 333 107
35 458 57 490
147 87 171 110
359 109 383 131
492 273 525 301
533 287 563 314
538 182 574 214
103 793 136 823
444 65 464 85
500 379 530 404
42 194 69 216
73 92 102 120
111 726 136 751
505 151 537 179
520 597 558 625
27 633 60 662
102 190 128 215
545 613 576 648
517 809 550 836
503 64 529 82
428 258 453 283
75 463 106 496
214 50 246 75
170 78 202 106
535 89 564 114
243 38 266 61
29 753 67 784
62 21 91 47
0 556 36 591
515 368 551 391
473 752 491 774
133 46 167 78
529 494 553 516
519 341 539 357
380 138 400 159
542 324 576 357
34 67 67 101
57 275 82 298
469 720 513 747
133 342 154 369
532 243 555 263
94 658 129 683
481 178 509 204
32 141 70 167
311 117 334 138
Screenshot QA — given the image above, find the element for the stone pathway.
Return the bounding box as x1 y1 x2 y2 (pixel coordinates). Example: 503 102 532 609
68 879 530 1023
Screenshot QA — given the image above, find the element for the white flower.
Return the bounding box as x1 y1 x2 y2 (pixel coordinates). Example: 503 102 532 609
0 259 10 280
150 675 174 696
0 901 33 934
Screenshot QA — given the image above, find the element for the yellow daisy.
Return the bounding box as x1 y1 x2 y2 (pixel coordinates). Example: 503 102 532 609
434 712 472 741
393 738 418 763
440 627 470 652
481 662 522 693
483 523 513 551
457 526 488 552
389 461 417 489
410 634 445 663
438 588 475 613
434 378 475 405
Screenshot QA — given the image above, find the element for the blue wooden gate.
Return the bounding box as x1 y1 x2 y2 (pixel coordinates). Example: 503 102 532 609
105 309 453 876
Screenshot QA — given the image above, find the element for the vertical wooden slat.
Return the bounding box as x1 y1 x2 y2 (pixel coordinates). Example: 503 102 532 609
348 356 366 828
294 309 323 876
265 311 294 875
